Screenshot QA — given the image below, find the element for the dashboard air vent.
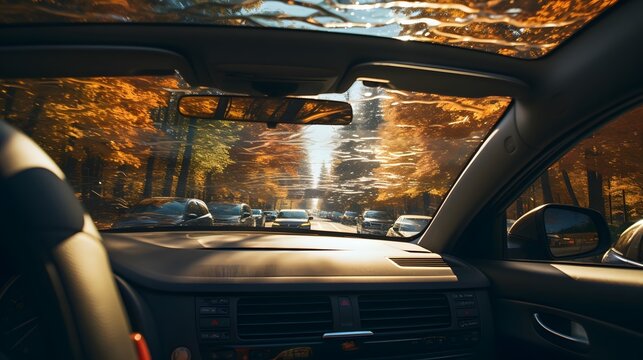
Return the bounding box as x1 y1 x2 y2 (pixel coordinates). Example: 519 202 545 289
390 257 449 267
359 292 451 335
237 295 333 340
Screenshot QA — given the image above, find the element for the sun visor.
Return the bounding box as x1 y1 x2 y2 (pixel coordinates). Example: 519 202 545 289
0 46 196 83
339 62 529 98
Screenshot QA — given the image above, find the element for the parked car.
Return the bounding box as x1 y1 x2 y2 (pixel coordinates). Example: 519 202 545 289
2 1 643 358
602 220 643 268
272 209 313 230
386 215 432 237
263 210 277 222
208 202 255 227
330 211 343 222
113 197 213 229
340 211 358 225
252 209 265 227
356 210 395 236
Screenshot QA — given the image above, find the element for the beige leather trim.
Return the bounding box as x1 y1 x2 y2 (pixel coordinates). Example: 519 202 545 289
52 231 137 360
82 214 101 239
0 128 65 179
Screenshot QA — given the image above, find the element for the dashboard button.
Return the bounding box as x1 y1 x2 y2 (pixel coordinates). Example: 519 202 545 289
200 306 229 315
458 319 480 328
200 317 231 328
200 331 230 340
456 308 478 317
455 300 476 308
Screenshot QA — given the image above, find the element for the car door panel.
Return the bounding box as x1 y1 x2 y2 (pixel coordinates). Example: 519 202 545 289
474 260 643 359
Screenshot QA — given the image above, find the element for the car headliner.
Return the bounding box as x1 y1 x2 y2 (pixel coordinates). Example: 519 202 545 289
0 0 640 254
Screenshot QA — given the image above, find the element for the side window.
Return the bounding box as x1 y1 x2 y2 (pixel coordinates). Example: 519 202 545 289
186 200 201 215
506 104 643 266
197 201 209 216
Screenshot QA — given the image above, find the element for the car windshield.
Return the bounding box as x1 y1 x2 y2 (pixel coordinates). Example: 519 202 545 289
129 199 186 215
252 209 262 215
400 218 431 232
209 204 241 216
345 212 357 216
364 211 391 219
278 211 309 219
1 74 510 237
0 0 617 59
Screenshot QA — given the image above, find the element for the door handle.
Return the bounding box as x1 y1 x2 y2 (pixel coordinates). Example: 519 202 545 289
533 313 589 345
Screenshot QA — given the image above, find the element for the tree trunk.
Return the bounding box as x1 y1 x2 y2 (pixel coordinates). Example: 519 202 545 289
142 155 156 198
422 191 431 215
175 117 198 197
204 171 214 202
2 86 16 119
81 156 103 202
515 197 524 219
24 91 45 136
561 170 580 206
586 169 605 216
161 93 182 196
540 169 554 203
113 165 127 198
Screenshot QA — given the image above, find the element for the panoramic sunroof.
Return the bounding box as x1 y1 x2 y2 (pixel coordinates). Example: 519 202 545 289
1 0 617 59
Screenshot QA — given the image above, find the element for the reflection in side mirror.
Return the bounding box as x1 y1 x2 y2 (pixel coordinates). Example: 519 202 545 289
507 204 610 261
178 95 352 126
241 211 251 218
308 216 314 221
544 208 600 257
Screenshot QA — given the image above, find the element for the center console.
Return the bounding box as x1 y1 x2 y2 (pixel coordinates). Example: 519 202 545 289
195 291 486 360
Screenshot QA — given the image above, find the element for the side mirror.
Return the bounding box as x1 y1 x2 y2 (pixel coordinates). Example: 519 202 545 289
184 213 198 220
308 216 314 221
507 204 610 260
241 211 251 218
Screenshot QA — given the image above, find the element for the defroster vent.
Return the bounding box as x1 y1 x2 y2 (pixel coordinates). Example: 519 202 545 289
390 257 449 267
359 293 451 335
237 295 333 340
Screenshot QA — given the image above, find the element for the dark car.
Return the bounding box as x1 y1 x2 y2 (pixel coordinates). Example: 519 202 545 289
330 211 343 222
602 220 643 268
208 202 255 227
263 210 277 222
113 197 213 229
3 2 643 359
340 211 358 225
356 210 395 236
272 209 313 230
252 209 265 227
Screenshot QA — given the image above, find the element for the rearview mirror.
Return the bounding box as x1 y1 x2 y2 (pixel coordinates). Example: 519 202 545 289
178 95 352 126
507 204 610 260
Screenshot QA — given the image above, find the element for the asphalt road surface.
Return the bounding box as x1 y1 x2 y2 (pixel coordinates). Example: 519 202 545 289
265 217 357 233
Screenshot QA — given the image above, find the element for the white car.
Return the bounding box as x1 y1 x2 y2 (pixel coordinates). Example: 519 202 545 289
386 215 432 238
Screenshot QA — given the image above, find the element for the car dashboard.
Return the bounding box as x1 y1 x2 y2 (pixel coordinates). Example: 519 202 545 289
104 231 493 360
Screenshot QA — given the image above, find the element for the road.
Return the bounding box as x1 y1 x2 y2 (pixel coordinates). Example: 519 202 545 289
264 216 357 233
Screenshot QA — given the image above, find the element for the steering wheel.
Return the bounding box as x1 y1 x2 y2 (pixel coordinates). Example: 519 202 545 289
0 121 139 360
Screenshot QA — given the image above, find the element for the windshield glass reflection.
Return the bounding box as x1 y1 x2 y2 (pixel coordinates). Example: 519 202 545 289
0 75 510 237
